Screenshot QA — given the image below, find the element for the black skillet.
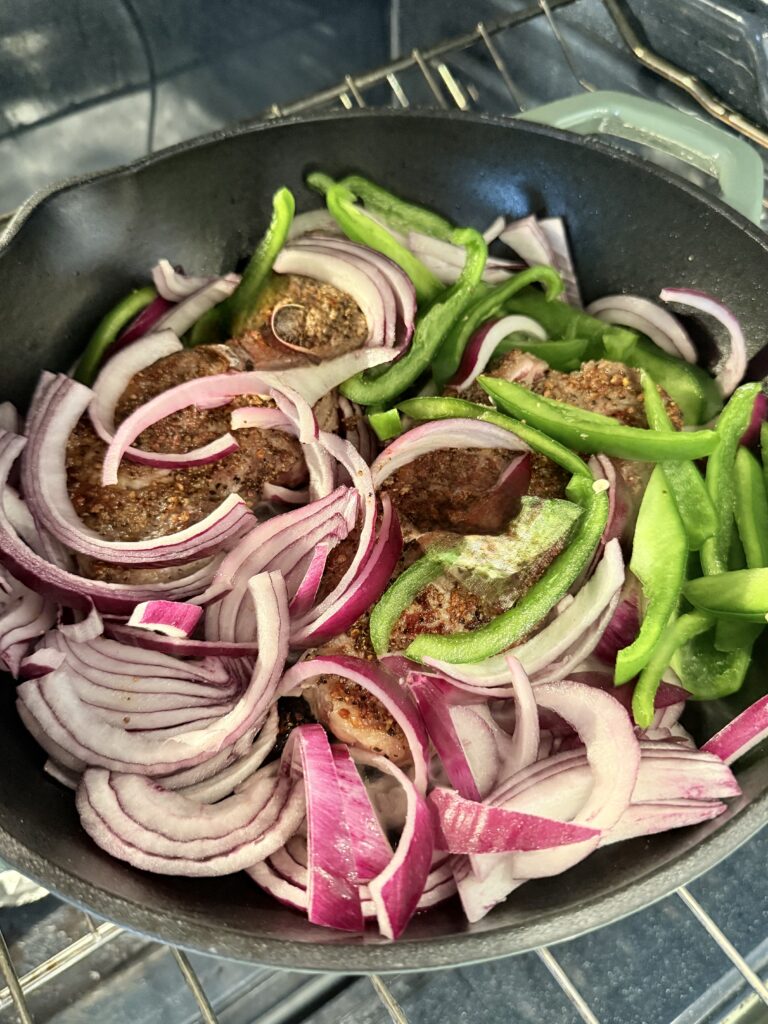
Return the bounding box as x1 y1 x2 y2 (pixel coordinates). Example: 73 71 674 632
0 110 766 972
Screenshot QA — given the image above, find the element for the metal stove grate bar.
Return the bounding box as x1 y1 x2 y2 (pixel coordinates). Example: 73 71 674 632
0 3 766 1023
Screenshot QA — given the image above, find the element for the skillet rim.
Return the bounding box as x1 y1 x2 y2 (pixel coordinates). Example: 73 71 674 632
0 107 766 972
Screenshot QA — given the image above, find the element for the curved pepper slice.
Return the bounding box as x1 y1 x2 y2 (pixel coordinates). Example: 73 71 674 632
189 187 296 345
480 376 719 461
339 228 487 406
504 286 722 425
431 268 563 388
734 446 768 570
339 174 455 241
309 177 443 304
403 473 608 665
74 286 157 385
396 395 590 479
369 553 455 656
640 371 716 550
495 336 589 372
701 383 762 576
632 610 713 728
614 465 687 686
684 569 768 622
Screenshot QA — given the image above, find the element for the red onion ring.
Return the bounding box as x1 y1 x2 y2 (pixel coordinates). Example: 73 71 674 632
586 294 697 363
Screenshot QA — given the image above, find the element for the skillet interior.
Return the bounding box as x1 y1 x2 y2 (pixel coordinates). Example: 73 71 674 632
0 109 766 972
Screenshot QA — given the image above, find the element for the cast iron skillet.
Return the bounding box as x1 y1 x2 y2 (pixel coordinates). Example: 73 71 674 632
1 110 767 973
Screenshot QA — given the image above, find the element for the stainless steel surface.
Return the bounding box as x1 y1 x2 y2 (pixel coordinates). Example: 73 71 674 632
0 1 765 1021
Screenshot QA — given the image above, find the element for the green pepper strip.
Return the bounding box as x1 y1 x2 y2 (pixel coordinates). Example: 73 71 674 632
403 474 607 665
396 395 590 479
339 174 455 241
74 286 157 385
368 408 403 442
504 287 722 425
229 187 296 338
734 447 768 569
339 228 487 406
479 376 719 462
615 465 688 685
495 336 589 372
314 179 443 304
672 628 753 701
369 552 458 656
632 610 712 728
189 187 296 346
640 371 716 550
701 383 762 575
683 568 768 622
431 269 564 388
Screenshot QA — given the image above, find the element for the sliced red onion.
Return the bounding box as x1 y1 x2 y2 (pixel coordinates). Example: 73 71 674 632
230 406 292 431
0 576 56 677
77 760 305 875
104 621 258 658
586 295 696 363
0 433 219 612
288 544 330 617
292 492 402 646
101 351 395 486
499 216 554 268
291 237 416 349
449 317 548 391
371 418 529 490
539 218 582 307
410 674 487 801
702 694 768 765
201 486 358 644
603 799 727 845
741 391 767 447
152 259 214 301
337 395 377 467
17 572 288 775
594 577 641 665
153 273 240 338
274 246 387 347
262 482 310 505
175 707 278 803
482 215 506 244
45 759 80 790
659 288 747 397
127 600 203 638
351 749 434 940
0 401 21 434
406 230 522 286
113 296 177 354
23 374 254 566
331 744 392 882
588 455 630 566
430 787 599 854
421 539 624 687
2 488 47 556
287 209 342 240
284 725 363 931
91 330 238 470
58 603 104 643
279 654 430 794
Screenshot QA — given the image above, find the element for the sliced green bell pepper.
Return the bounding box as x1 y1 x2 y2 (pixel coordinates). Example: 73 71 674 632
368 408 403 441
479 376 719 461
504 287 722 424
494 336 589 372
339 228 487 406
309 178 443 304
615 465 688 685
640 371 716 550
369 556 449 656
673 628 753 701
734 446 768 569
403 472 608 664
189 187 297 345
74 285 158 385
431 269 564 388
632 610 712 728
396 395 590 479
339 174 455 241
701 383 762 576
684 568 768 622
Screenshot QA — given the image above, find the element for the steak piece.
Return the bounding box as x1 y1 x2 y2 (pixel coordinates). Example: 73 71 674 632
67 274 366 582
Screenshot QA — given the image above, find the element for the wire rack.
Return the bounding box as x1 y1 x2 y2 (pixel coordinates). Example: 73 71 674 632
1 2 767 1022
